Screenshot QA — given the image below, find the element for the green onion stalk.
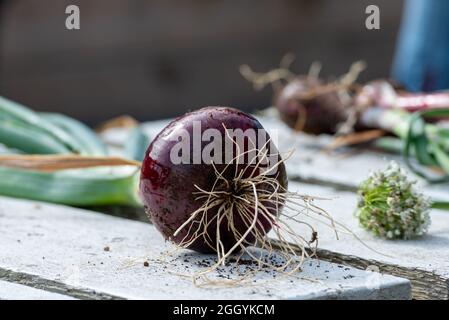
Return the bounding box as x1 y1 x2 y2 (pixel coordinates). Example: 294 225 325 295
263 66 449 183
361 107 449 183
360 107 449 210
242 63 449 213
0 96 149 207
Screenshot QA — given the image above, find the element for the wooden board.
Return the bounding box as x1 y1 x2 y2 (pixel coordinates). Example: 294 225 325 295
0 280 76 300
0 196 410 300
5 109 447 300
280 181 449 300
100 111 449 300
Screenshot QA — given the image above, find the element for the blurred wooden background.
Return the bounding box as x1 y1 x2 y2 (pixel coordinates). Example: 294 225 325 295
0 0 403 124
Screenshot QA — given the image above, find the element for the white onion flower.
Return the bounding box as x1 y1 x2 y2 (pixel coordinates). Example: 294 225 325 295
355 161 431 239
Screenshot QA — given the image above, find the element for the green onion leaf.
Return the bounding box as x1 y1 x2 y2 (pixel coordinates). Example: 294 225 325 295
0 165 141 207
41 112 108 156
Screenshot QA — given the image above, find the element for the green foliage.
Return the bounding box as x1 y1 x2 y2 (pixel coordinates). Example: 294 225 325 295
403 109 449 183
0 166 141 207
0 95 142 207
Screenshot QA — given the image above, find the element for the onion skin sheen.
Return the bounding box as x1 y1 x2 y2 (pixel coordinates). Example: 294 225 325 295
140 107 287 254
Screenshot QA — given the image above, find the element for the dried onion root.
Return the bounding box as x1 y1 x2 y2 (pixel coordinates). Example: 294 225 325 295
170 151 336 286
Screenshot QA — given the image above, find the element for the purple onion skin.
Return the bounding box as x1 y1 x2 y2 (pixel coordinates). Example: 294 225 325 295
140 107 287 254
275 78 349 135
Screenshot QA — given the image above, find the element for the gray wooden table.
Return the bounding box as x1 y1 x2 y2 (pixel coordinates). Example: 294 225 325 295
0 196 410 300
3 108 449 300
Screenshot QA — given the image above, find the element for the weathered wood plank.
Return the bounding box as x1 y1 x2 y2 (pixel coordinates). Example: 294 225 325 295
0 280 76 300
0 197 410 300
281 181 449 299
101 113 449 299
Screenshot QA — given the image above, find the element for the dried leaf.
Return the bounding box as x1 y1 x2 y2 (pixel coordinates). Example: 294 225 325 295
0 154 141 172
324 129 385 152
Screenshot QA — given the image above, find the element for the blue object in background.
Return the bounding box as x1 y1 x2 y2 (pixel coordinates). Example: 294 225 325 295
392 0 449 92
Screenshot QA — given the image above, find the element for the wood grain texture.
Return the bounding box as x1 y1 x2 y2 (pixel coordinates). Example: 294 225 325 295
0 279 77 300
273 181 449 300
111 113 449 300
0 196 410 300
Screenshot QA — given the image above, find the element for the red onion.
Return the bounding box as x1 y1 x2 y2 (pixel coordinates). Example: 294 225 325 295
275 77 351 134
140 107 287 254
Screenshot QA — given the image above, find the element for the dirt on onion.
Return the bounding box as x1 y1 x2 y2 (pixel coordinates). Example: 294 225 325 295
139 106 336 285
